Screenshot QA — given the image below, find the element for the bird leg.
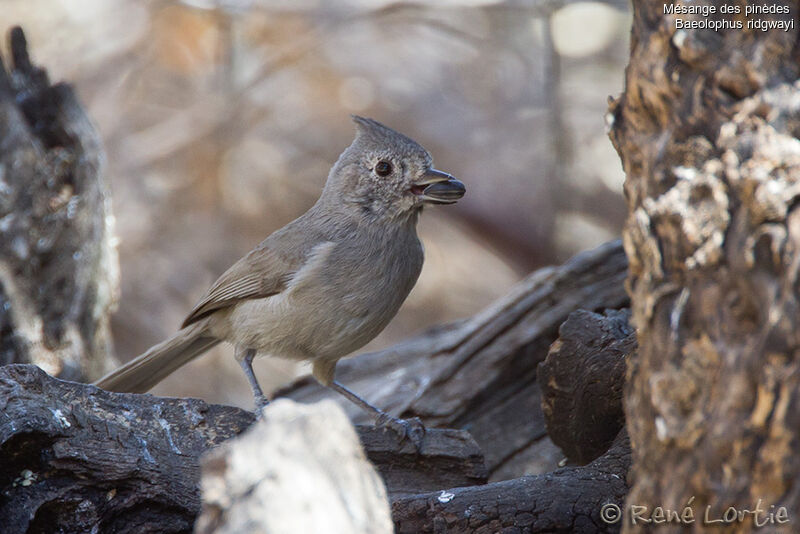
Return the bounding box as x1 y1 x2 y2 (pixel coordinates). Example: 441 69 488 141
330 381 425 449
236 347 269 413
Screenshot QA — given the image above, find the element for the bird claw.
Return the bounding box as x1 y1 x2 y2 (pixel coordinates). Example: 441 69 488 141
376 413 426 451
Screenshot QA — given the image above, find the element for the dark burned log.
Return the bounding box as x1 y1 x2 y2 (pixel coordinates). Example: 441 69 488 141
0 364 251 534
358 423 487 499
280 240 630 481
0 364 486 533
0 27 117 381
538 309 635 464
392 430 631 534
608 1 800 530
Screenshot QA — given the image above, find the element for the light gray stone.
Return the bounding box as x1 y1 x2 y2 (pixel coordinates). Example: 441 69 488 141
195 399 393 534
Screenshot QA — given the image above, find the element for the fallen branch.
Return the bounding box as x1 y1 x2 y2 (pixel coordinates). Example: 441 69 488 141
0 364 486 533
391 430 630 534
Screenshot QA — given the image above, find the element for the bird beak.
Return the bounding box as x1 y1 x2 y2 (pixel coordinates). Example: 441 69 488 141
413 168 466 205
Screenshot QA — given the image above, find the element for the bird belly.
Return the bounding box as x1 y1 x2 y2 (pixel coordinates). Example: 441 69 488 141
215 229 423 363
218 290 393 362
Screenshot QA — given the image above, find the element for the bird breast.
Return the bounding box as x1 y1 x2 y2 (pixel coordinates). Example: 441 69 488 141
221 226 424 361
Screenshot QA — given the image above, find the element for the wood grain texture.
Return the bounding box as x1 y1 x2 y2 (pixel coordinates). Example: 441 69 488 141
0 364 252 534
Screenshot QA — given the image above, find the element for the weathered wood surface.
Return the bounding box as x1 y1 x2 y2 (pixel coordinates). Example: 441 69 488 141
0 364 487 533
539 308 634 464
280 240 630 481
0 364 250 534
0 235 633 533
358 422 488 499
0 27 117 382
391 430 631 534
608 1 800 532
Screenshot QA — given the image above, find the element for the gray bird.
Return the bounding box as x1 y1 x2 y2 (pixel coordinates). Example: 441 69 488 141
95 116 465 432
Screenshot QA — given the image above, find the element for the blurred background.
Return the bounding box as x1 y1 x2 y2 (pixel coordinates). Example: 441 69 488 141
2 0 630 408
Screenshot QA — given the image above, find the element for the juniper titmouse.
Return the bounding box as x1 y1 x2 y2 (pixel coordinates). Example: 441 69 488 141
95 116 465 433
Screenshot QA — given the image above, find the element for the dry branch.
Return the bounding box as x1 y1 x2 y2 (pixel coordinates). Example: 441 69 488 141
0 237 633 533
0 364 250 534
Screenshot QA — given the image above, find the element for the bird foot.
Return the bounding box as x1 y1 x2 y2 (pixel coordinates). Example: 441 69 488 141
375 413 426 451
253 396 270 419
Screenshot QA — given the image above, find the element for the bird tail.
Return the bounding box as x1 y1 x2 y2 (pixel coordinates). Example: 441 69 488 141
94 320 220 393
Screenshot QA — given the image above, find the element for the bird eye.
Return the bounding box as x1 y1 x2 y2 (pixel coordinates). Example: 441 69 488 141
374 161 393 177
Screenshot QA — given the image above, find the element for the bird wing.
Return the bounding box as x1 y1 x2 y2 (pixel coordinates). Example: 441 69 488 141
181 240 302 328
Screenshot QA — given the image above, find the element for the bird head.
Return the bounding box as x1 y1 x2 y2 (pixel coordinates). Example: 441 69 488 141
324 116 465 221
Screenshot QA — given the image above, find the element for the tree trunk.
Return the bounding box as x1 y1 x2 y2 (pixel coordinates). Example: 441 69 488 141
0 27 118 381
608 1 800 531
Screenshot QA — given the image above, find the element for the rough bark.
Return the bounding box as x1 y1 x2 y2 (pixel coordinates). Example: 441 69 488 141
280 240 630 480
0 364 486 533
608 1 800 532
391 430 631 534
538 308 634 464
0 27 117 381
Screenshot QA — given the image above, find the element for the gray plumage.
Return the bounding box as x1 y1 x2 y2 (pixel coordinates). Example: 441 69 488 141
95 116 465 415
